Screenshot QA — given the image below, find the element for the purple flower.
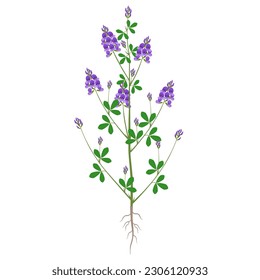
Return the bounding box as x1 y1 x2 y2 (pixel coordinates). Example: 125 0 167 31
175 129 183 141
131 68 135 77
98 136 103 145
134 37 152 63
85 68 104 95
147 92 152 101
121 40 126 48
156 81 174 107
123 166 128 174
74 118 83 129
134 118 139 126
101 26 121 57
114 84 130 107
156 141 161 149
107 80 112 89
125 6 132 18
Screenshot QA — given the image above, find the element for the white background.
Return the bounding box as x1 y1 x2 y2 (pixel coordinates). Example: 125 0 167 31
0 0 260 279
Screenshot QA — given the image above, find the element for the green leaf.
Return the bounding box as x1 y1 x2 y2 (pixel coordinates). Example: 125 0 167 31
102 157 112 163
157 175 165 182
117 79 124 85
146 169 156 175
150 127 158 135
150 113 156 122
127 187 137 193
139 122 148 128
149 159 156 169
111 99 119 109
135 86 142 90
134 80 140 85
133 46 138 51
118 53 125 58
131 22 138 28
98 123 109 130
90 172 100 178
116 29 123 33
118 34 124 40
153 184 158 194
127 20 131 27
101 147 109 157
119 178 126 188
151 135 161 142
146 136 152 146
127 177 134 187
126 139 136 144
157 161 164 170
131 87 135 94
102 115 110 123
141 112 149 121
103 101 110 110
123 81 127 88
111 110 121 115
93 163 101 171
123 33 129 39
129 28 135 34
137 130 143 139
99 172 105 182
129 44 133 51
128 129 136 139
94 149 100 158
108 124 113 134
158 183 168 190
119 74 125 80
120 58 125 64
126 57 131 63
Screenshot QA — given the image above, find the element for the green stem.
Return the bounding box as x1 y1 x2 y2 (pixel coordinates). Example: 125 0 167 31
95 90 127 138
134 139 178 203
108 89 110 116
80 128 130 200
113 52 128 78
122 105 128 135
130 59 143 86
131 103 164 152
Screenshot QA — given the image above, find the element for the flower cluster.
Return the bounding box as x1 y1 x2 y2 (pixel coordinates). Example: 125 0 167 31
98 137 103 145
125 6 132 18
101 26 121 57
156 81 174 107
74 118 83 129
85 68 104 95
115 84 130 107
175 129 183 141
134 37 152 63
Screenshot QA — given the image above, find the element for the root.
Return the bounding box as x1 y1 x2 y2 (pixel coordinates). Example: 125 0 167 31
122 221 130 231
121 205 142 254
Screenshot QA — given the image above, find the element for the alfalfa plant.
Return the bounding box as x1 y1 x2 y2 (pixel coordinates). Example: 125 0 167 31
74 6 183 253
